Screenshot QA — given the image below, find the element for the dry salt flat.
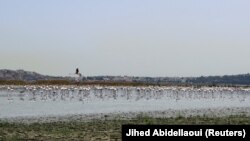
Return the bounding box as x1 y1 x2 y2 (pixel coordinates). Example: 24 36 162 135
0 85 250 123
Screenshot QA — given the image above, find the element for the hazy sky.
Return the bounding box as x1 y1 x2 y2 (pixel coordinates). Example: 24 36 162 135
0 0 250 77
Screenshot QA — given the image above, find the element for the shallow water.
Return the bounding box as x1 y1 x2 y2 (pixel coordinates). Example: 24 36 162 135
0 85 250 118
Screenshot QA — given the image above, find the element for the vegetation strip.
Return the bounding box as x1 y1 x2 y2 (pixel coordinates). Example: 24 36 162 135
1 115 250 140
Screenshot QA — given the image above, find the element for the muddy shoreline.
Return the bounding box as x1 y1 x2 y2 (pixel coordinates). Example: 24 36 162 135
1 107 249 123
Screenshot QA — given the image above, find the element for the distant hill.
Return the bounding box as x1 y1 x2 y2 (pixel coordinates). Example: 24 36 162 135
0 69 250 85
0 69 57 81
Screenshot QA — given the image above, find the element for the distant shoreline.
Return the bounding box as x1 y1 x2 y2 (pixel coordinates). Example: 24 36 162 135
1 79 250 88
1 69 250 86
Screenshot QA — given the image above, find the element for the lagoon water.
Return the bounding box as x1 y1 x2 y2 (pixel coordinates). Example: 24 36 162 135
1 85 250 119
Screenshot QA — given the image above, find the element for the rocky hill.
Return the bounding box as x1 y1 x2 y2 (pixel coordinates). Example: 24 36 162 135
0 69 55 81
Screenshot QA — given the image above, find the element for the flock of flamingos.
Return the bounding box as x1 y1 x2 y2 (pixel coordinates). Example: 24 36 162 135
1 85 250 102
1 85 250 121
